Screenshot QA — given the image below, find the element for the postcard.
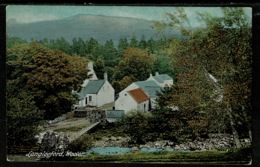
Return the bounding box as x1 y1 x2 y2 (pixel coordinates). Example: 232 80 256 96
6 5 252 164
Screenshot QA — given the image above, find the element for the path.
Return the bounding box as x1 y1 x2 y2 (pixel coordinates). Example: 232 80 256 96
68 121 101 142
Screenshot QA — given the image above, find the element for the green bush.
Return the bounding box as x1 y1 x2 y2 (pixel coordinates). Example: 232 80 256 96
68 134 93 152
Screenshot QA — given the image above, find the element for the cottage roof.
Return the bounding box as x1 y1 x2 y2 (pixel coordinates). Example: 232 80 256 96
153 74 172 83
106 110 125 118
77 80 105 99
127 88 150 104
135 80 162 98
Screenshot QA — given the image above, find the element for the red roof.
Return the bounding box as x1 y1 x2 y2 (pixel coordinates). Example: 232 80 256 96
127 88 149 104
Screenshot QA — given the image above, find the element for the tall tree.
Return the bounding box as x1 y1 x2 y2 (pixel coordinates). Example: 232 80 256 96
7 43 89 119
154 7 252 147
113 47 156 91
129 35 139 48
7 91 43 153
118 37 129 56
138 34 147 50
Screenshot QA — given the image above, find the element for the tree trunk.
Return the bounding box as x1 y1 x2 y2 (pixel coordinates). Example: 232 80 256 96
227 106 242 148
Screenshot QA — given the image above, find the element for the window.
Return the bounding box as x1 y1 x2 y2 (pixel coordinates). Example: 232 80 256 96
85 98 87 105
89 96 92 102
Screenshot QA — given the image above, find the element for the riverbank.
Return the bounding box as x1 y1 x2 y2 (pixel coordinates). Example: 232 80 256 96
75 148 251 164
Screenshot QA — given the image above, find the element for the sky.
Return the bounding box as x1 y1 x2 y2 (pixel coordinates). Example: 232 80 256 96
6 5 252 26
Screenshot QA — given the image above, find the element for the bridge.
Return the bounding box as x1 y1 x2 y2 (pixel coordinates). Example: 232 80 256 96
68 121 101 142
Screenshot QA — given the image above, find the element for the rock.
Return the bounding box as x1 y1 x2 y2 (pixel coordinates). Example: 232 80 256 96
155 143 161 148
132 146 139 151
110 136 117 141
38 131 69 153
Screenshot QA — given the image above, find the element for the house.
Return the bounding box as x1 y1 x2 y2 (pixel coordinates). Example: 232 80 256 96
105 110 125 123
135 80 162 109
76 62 114 108
115 88 149 114
115 80 162 110
147 72 173 87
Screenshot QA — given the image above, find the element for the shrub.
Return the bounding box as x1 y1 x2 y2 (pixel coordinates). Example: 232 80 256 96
68 134 94 152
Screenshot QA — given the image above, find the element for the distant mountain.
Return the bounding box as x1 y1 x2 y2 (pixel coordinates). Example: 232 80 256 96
7 14 181 44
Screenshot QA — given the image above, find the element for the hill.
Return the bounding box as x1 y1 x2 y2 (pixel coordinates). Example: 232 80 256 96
7 14 181 44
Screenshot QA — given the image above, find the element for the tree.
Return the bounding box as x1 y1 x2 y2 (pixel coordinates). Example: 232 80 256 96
113 47 156 90
6 36 27 48
102 39 119 67
154 7 252 147
129 35 139 48
71 37 86 56
7 43 89 119
120 111 152 144
117 75 137 93
138 34 147 50
7 91 43 153
118 37 129 56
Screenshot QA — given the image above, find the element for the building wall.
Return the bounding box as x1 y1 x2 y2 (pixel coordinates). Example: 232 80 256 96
118 83 139 97
86 94 97 107
163 79 173 87
150 98 157 109
115 92 138 114
79 94 97 107
96 81 115 107
137 100 149 112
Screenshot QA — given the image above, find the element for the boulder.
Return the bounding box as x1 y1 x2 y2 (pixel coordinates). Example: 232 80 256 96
132 146 139 151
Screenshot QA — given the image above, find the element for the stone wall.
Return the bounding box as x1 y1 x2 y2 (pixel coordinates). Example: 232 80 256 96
36 131 69 152
73 109 106 123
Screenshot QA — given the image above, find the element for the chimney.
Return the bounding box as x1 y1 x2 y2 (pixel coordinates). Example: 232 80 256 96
104 72 108 81
155 72 159 76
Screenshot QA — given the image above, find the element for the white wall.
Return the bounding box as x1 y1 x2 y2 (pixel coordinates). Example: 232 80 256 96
137 100 149 112
163 80 173 87
119 83 139 97
86 94 97 107
115 92 138 114
150 98 157 109
97 81 115 107
78 94 97 107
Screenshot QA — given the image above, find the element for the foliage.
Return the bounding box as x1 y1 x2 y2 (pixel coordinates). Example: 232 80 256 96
7 43 89 119
113 47 156 91
119 111 153 144
6 36 27 48
54 125 86 133
68 134 94 152
75 148 251 164
7 91 43 153
153 7 252 146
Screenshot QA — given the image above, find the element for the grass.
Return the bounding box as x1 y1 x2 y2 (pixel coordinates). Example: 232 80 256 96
74 148 251 164
54 125 86 132
90 126 126 140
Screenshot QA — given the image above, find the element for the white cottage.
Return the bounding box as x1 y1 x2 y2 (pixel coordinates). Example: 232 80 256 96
115 80 162 110
147 72 173 87
115 88 149 114
76 62 114 108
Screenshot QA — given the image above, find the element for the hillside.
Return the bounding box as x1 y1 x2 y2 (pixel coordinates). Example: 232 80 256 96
6 14 181 44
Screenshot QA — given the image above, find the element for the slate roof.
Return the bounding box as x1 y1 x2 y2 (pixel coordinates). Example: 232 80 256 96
127 88 150 104
77 80 105 99
106 110 125 118
153 74 172 83
135 80 162 98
